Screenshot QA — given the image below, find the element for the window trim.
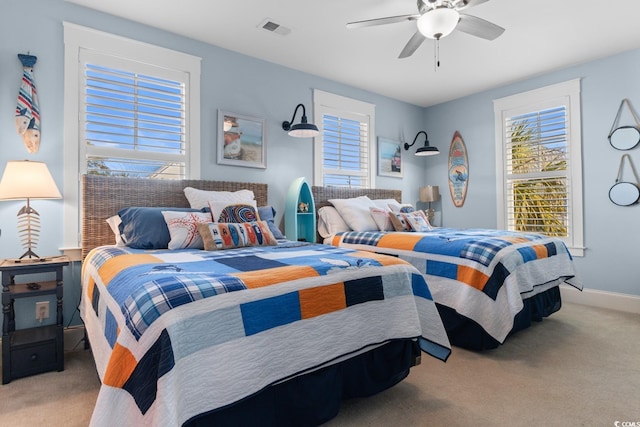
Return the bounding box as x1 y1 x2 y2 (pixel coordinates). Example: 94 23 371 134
493 79 584 256
63 22 201 254
312 89 376 188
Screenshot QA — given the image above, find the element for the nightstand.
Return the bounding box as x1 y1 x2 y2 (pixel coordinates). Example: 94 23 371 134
1 256 69 384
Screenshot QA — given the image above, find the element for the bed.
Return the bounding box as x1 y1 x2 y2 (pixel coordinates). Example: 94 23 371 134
79 175 451 427
312 186 582 351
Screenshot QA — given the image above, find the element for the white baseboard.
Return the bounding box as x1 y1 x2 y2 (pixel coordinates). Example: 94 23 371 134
560 285 640 314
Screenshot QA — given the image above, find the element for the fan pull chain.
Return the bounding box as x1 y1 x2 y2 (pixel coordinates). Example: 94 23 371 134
434 38 441 71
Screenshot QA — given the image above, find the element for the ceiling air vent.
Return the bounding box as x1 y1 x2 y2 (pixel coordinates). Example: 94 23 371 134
258 19 291 36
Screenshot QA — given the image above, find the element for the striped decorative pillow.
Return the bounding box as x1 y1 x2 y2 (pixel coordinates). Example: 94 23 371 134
198 221 278 251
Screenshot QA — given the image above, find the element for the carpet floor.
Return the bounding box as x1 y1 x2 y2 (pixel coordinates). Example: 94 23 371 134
1 302 638 426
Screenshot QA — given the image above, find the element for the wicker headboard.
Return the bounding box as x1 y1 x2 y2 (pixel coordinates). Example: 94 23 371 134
311 186 402 242
81 175 268 259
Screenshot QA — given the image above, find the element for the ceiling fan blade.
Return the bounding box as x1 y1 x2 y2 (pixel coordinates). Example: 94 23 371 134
454 0 490 11
398 31 426 59
456 14 505 40
346 14 419 29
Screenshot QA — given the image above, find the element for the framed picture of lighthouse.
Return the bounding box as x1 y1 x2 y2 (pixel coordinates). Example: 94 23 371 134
217 110 266 169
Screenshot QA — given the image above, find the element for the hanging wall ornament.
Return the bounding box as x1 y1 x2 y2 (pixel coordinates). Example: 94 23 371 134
448 131 468 207
15 53 41 154
608 98 640 150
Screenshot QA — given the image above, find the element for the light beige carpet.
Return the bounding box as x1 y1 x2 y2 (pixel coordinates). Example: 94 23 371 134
1 302 638 426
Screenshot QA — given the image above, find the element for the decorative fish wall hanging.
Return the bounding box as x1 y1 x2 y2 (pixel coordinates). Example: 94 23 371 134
15 53 41 154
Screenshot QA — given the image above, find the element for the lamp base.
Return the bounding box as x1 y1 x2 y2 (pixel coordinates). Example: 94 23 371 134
8 249 48 264
425 208 435 225
19 248 41 260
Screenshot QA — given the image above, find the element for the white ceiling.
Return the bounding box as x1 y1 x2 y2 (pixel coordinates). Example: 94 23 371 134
66 0 640 107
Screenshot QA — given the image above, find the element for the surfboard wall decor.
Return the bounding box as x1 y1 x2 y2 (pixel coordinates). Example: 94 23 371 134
448 131 468 207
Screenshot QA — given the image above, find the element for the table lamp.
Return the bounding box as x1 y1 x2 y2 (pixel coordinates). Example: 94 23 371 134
419 185 440 224
0 160 62 260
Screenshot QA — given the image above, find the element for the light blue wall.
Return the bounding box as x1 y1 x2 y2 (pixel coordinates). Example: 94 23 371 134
2 1 638 334
423 48 640 297
0 0 428 329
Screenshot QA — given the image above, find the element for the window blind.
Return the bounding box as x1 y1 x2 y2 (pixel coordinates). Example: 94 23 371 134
504 106 569 237
83 63 187 178
321 114 370 188
313 89 375 188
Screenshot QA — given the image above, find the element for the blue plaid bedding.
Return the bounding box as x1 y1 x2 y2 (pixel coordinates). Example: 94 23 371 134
81 242 450 426
332 228 582 343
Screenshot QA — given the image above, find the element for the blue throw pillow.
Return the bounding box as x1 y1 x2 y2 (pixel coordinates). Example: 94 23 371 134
118 207 202 249
257 205 285 240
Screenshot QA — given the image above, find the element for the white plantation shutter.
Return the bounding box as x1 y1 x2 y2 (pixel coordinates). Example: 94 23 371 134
314 90 375 188
504 106 569 236
494 79 584 256
80 51 188 178
63 23 201 251
321 114 370 188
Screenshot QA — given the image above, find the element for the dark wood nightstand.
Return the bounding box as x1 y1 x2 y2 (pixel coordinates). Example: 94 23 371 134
1 256 69 384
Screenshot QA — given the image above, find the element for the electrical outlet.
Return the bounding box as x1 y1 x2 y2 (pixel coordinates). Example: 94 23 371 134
36 301 49 322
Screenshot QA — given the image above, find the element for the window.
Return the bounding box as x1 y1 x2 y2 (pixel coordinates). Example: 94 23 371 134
313 90 375 188
494 79 584 256
82 61 187 178
63 23 201 252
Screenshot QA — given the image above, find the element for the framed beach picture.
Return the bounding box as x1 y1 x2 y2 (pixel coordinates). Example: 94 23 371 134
378 137 403 178
217 110 266 169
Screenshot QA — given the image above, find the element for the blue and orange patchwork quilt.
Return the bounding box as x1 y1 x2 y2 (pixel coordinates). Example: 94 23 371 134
331 228 582 343
81 242 450 426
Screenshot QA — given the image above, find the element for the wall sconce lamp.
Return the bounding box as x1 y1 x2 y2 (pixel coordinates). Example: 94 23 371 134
404 131 440 156
0 160 62 261
419 185 440 224
282 103 320 138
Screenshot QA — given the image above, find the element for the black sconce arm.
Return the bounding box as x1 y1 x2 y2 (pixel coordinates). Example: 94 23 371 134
283 103 308 131
404 131 429 150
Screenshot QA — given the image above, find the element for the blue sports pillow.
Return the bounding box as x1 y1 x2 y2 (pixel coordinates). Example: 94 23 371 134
118 207 203 249
257 205 285 240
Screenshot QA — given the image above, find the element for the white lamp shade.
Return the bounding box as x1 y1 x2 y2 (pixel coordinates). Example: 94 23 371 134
0 160 62 200
417 7 460 39
419 185 440 203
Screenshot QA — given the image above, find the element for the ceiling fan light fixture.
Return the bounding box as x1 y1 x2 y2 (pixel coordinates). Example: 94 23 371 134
417 7 460 39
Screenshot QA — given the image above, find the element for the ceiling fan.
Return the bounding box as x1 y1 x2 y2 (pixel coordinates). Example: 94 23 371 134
347 0 505 59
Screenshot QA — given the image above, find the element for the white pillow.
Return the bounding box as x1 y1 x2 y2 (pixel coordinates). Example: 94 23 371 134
106 215 126 246
183 187 255 210
328 196 378 232
372 198 401 211
317 206 351 238
369 207 394 231
162 211 212 250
